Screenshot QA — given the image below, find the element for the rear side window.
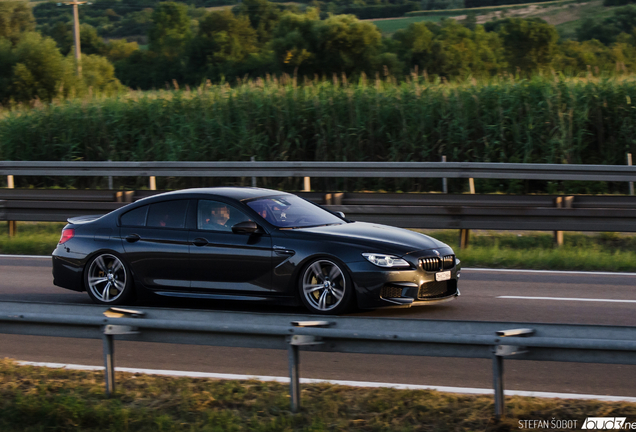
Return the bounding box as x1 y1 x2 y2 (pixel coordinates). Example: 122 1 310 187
121 205 148 227
147 200 189 229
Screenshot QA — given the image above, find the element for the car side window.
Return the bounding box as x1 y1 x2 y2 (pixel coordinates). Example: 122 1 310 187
147 200 189 229
121 205 148 227
197 200 252 232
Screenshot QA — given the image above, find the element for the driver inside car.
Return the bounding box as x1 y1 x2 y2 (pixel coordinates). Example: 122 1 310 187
203 203 231 228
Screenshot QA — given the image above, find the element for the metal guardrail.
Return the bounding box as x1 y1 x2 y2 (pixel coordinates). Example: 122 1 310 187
2 190 636 233
2 161 636 181
1 301 635 418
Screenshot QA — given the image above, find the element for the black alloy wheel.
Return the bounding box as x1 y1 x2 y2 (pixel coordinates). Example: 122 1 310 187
300 258 354 314
85 253 135 305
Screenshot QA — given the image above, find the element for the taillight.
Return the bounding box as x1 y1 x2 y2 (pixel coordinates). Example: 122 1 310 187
59 228 75 244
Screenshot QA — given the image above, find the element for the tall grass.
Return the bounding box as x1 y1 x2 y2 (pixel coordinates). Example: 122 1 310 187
1 75 636 192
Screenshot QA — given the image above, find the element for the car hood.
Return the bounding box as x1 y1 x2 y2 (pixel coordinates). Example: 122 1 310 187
287 221 448 255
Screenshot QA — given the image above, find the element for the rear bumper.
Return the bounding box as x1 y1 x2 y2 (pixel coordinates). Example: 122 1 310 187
52 250 85 292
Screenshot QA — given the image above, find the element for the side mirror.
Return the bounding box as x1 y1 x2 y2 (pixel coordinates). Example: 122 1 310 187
335 211 345 219
232 221 259 234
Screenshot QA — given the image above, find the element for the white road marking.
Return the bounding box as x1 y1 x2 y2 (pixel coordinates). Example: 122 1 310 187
0 254 51 259
497 296 636 303
465 268 636 276
15 361 636 403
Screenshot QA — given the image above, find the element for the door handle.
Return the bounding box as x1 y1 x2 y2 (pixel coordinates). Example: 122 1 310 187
193 237 209 247
125 234 140 243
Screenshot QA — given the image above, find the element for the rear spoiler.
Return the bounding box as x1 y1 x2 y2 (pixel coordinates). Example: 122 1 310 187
67 215 104 224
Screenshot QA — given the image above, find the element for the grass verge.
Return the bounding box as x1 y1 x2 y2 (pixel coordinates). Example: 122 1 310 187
1 223 635 272
420 230 636 272
1 359 635 432
0 222 64 255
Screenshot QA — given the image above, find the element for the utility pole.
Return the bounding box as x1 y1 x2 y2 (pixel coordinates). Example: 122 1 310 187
61 1 87 76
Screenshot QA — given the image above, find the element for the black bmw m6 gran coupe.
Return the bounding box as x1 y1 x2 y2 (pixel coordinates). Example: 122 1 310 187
52 187 460 314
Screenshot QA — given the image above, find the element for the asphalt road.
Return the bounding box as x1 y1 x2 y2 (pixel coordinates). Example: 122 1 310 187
1 256 636 397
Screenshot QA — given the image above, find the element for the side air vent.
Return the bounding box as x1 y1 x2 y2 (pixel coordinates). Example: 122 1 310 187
380 286 404 298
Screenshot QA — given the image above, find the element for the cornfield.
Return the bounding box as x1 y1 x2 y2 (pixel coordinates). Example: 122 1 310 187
1 74 635 193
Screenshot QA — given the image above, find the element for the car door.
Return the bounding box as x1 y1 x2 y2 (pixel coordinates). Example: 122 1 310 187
189 199 273 293
120 199 192 290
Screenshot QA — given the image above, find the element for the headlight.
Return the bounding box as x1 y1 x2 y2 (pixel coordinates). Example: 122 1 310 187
362 253 411 268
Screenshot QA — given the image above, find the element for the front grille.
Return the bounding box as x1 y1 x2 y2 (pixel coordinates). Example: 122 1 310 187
421 257 441 271
380 286 404 298
418 280 458 299
442 255 455 270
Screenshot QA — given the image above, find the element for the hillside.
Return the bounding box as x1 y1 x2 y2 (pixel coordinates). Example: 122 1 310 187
369 0 626 37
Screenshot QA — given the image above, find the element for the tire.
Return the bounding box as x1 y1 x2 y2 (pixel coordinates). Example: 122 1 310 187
85 253 135 305
299 258 354 315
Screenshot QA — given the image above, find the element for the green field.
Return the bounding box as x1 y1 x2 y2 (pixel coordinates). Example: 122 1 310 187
369 0 624 37
369 15 448 34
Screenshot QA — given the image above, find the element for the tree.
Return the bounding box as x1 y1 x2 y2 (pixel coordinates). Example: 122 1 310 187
148 2 192 59
394 20 504 78
188 10 260 81
61 53 124 97
497 18 558 72
103 39 139 62
11 32 66 102
576 6 636 45
392 22 435 69
0 2 35 44
315 14 383 75
0 31 123 103
233 0 281 44
270 10 321 74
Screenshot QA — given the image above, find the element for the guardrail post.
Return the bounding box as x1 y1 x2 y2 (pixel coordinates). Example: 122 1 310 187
149 176 156 191
6 175 16 237
107 159 113 190
459 229 470 249
628 153 634 196
287 321 329 413
251 156 257 187
554 196 573 247
102 332 115 396
288 342 300 413
303 177 311 192
441 156 448 194
100 308 145 397
492 328 534 420
492 354 504 419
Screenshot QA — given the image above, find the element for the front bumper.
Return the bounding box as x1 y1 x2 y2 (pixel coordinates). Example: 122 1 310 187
349 257 461 309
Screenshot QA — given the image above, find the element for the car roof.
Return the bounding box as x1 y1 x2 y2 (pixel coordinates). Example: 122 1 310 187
143 187 290 202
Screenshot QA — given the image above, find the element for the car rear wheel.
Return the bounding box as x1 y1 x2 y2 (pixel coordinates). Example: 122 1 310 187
85 253 135 305
300 259 354 314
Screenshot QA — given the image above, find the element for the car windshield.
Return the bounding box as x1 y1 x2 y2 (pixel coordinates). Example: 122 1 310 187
246 195 344 228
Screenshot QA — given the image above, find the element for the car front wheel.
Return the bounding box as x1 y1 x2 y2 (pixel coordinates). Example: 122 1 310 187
85 253 135 305
299 259 354 315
